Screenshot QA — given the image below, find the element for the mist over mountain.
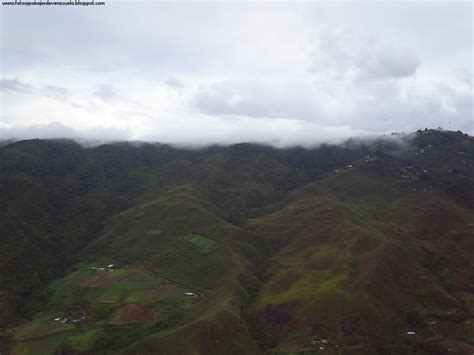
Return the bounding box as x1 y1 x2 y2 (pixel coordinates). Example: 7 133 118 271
0 121 409 149
1 1 473 354
1 129 473 354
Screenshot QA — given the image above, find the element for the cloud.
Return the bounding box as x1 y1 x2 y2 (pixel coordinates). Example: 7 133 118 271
93 84 118 102
357 47 420 81
0 79 34 94
0 78 94 112
43 85 70 101
0 2 472 146
193 80 322 120
127 115 373 148
310 28 420 83
0 122 131 144
191 75 471 134
165 77 185 89
0 117 374 149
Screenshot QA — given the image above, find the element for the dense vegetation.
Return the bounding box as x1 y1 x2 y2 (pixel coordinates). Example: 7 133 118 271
0 129 473 354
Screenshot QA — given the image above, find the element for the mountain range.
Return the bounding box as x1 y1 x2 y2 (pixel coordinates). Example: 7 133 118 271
0 129 473 354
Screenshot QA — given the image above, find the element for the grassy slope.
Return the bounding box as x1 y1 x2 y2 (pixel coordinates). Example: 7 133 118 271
82 184 265 353
247 153 474 353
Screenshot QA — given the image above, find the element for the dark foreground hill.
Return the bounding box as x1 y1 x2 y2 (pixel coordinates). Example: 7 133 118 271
0 129 473 354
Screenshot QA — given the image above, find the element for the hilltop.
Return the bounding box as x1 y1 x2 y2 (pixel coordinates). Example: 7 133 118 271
0 129 473 354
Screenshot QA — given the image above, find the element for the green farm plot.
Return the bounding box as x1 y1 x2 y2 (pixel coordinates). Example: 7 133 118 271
47 265 205 314
185 234 219 252
87 280 160 304
50 266 178 306
67 329 105 352
145 228 163 235
124 289 160 304
48 267 105 304
14 314 76 340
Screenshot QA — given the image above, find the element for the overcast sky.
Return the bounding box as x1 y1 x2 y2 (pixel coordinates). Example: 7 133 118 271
0 1 472 147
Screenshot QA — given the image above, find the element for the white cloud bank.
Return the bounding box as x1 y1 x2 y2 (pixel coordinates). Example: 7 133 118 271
0 2 472 147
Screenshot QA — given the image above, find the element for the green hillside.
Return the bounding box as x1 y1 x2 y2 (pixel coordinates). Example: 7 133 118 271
1 129 473 354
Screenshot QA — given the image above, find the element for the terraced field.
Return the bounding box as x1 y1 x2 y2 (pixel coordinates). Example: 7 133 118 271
11 264 205 354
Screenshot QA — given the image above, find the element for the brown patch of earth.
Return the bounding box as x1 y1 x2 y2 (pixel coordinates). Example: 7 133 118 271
80 273 107 287
82 269 153 291
156 284 176 300
111 304 154 325
97 269 151 287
